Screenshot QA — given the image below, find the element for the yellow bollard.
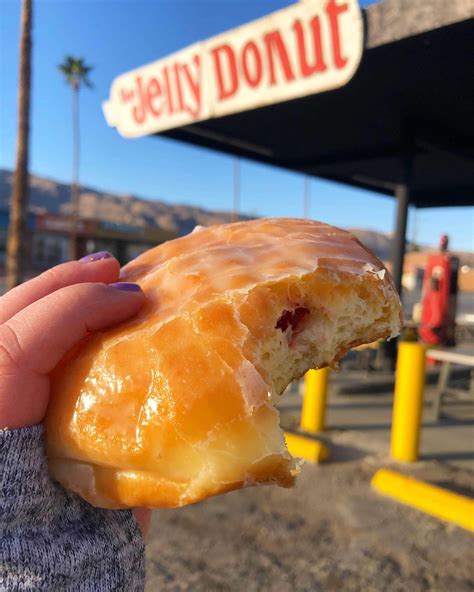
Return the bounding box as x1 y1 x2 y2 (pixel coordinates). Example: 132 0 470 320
390 341 426 462
284 432 329 463
300 367 330 433
371 469 474 532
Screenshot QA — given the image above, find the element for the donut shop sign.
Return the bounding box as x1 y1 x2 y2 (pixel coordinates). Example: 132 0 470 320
103 0 363 137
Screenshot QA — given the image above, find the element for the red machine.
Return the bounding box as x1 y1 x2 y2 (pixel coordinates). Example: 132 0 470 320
419 235 459 346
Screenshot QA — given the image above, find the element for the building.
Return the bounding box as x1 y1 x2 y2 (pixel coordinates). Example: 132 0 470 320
0 208 36 268
400 251 474 293
0 208 178 272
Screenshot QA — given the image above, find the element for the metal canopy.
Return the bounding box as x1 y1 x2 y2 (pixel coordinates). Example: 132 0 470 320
160 1 474 208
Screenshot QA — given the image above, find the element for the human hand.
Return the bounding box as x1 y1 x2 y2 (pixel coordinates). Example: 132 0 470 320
0 252 145 429
0 252 155 544
0 253 153 538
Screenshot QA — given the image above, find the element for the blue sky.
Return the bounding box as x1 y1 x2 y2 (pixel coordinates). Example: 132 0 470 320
1 0 472 251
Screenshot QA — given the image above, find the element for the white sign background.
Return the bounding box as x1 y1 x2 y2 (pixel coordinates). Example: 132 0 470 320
103 0 363 138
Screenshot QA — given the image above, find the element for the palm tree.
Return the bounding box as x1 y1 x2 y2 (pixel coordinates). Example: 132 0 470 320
58 56 93 259
6 0 33 290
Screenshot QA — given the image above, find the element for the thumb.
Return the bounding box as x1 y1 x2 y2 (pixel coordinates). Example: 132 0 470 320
0 282 145 429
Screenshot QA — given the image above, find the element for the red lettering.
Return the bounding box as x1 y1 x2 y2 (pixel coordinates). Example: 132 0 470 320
132 76 147 124
211 44 239 101
174 64 185 112
293 17 327 77
148 78 162 117
241 41 262 88
263 31 295 86
182 55 201 118
326 0 349 69
162 66 174 114
120 87 134 103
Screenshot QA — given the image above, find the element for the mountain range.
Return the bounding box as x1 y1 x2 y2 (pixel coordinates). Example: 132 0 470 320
0 168 255 238
2 168 469 265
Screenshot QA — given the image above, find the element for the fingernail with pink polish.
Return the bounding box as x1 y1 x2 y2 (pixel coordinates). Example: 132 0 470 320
79 251 113 263
110 282 142 292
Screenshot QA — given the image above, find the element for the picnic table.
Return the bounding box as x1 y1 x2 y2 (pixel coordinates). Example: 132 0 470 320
427 347 474 420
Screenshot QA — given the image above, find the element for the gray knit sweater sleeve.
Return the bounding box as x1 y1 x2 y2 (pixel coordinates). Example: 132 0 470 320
0 425 145 591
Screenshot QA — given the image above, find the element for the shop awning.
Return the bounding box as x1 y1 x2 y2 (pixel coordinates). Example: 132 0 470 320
103 0 474 299
159 2 474 208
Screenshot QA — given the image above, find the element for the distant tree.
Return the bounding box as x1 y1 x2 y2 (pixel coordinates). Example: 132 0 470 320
6 0 33 290
58 56 93 259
